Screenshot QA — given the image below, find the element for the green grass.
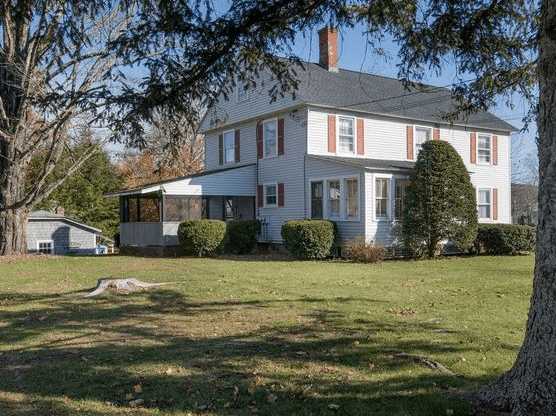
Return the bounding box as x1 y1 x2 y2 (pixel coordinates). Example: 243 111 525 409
0 254 533 415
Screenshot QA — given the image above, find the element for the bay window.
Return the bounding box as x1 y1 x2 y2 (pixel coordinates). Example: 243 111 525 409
327 180 341 218
345 178 359 218
311 181 324 219
394 179 410 220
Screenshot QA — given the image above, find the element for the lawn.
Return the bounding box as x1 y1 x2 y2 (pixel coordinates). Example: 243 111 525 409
0 254 533 416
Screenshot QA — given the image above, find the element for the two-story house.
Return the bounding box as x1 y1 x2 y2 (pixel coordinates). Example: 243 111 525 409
108 27 514 253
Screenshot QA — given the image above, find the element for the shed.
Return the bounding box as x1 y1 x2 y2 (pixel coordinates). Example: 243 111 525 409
27 210 101 255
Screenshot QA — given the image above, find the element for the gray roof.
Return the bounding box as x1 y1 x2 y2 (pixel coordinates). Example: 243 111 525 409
293 62 515 132
308 154 415 171
29 210 102 234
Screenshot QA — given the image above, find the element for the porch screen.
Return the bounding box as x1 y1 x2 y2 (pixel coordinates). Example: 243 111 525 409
164 196 204 222
122 194 161 222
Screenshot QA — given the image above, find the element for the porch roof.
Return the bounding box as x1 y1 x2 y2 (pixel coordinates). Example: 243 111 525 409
105 163 257 197
307 155 415 172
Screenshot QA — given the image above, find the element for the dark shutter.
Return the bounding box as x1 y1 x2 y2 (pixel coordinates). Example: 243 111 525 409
492 135 498 165
433 128 440 140
356 118 364 155
470 132 477 164
278 183 285 207
406 126 414 160
234 129 240 163
493 188 498 220
328 115 336 153
256 122 263 159
277 118 285 155
218 133 223 165
257 185 263 207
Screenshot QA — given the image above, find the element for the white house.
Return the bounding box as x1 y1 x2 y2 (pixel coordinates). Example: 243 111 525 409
108 27 514 253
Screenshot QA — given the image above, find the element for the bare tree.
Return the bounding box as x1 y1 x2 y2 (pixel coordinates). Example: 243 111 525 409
0 2 125 254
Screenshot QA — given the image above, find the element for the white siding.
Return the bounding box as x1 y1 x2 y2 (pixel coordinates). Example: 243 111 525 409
162 164 256 196
200 69 301 132
305 157 366 243
258 109 308 242
204 121 258 170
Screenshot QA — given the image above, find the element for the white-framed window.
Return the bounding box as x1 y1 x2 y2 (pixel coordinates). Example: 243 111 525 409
415 126 432 155
236 79 248 102
394 179 410 220
477 134 492 164
375 178 390 219
338 116 355 154
264 183 277 207
345 177 359 219
263 119 277 158
37 240 53 254
223 130 235 164
478 189 491 219
327 179 341 218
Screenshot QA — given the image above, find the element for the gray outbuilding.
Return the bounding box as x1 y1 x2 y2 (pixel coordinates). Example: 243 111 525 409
27 210 101 255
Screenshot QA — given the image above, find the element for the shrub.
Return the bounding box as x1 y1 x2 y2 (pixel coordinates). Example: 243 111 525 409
475 224 535 255
225 220 261 254
344 237 385 263
178 220 226 256
402 140 478 258
281 220 336 259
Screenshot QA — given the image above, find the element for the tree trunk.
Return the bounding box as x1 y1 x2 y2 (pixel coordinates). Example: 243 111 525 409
0 157 29 256
476 1 556 414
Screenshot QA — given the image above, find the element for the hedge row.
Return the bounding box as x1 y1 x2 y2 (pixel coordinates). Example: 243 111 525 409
474 224 535 255
178 219 260 256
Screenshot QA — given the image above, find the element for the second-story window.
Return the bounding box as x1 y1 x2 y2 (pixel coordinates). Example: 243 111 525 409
478 134 492 164
415 127 432 155
223 130 235 164
338 117 355 153
263 120 277 158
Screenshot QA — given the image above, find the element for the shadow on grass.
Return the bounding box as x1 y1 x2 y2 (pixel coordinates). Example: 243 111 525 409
0 288 502 416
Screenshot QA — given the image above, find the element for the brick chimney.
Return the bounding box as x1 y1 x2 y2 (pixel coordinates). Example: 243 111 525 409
318 26 338 72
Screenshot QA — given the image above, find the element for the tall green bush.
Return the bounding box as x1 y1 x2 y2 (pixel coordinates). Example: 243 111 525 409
475 224 535 255
402 140 478 257
225 220 261 254
178 220 226 256
281 220 336 259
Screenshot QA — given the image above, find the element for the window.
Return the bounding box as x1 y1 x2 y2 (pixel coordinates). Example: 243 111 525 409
345 178 359 218
375 178 390 218
122 195 161 222
478 134 491 164
263 120 277 158
164 196 203 221
264 184 277 207
224 197 237 220
338 117 355 153
311 181 324 219
394 179 410 220
37 241 53 254
415 127 432 155
327 180 341 218
478 189 491 219
223 130 235 164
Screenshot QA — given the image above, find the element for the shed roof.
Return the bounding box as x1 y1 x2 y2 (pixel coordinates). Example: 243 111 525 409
29 210 102 234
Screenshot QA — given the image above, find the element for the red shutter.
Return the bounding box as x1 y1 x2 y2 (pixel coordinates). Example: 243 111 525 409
328 115 336 153
406 126 414 160
356 118 364 155
256 122 263 159
470 132 477 164
278 183 285 207
257 185 263 207
218 133 223 165
492 188 498 220
492 135 498 165
234 129 240 163
433 128 440 141
277 118 285 155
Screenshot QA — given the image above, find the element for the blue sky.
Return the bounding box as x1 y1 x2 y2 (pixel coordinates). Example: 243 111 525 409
289 24 538 183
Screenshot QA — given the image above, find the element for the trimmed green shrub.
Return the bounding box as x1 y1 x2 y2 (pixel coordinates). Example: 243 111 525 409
402 140 478 258
475 224 535 255
178 220 226 257
225 220 261 254
281 220 336 259
344 237 385 263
